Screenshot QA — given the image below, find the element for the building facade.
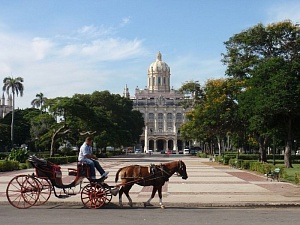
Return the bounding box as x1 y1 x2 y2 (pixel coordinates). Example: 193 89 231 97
126 52 190 153
0 93 12 118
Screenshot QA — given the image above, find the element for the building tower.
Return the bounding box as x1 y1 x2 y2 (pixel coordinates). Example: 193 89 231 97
148 51 171 92
123 84 130 98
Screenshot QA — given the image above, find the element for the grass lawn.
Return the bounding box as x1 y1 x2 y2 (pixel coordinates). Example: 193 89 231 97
275 163 300 183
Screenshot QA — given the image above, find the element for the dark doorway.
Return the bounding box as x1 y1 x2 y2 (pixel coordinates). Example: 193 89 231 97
168 140 173 150
177 140 183 150
157 139 164 151
149 140 154 150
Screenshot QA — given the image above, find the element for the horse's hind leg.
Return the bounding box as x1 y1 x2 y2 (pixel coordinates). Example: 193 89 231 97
144 186 157 207
123 185 133 207
157 186 165 208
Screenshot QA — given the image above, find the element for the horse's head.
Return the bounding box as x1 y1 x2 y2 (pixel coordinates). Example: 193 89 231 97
177 160 188 180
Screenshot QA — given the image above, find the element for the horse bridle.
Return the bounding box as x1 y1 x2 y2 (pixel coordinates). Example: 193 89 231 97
157 161 184 178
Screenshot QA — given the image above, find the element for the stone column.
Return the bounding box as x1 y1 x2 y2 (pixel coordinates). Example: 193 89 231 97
144 124 148 152
173 138 178 152
164 113 167 132
154 113 157 131
154 139 157 152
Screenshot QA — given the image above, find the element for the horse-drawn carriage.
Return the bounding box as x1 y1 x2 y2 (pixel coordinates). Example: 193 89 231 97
6 155 119 209
6 155 188 209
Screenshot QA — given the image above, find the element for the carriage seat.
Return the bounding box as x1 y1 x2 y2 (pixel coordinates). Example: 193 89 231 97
68 162 91 177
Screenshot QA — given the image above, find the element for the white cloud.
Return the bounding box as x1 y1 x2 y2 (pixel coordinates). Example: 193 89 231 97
120 17 130 26
266 2 300 24
0 25 146 109
31 37 54 60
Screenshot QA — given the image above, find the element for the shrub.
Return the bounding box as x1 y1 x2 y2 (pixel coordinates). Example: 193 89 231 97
295 173 300 184
223 155 237 165
238 154 259 160
214 155 223 163
45 157 68 165
197 153 208 158
66 156 78 163
0 152 8 160
0 160 19 172
7 148 29 163
19 163 28 170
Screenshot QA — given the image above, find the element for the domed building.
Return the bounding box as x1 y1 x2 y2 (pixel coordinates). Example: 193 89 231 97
125 52 191 153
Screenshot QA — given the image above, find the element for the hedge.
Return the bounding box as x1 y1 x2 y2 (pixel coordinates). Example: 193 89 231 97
0 160 19 172
43 156 78 165
295 173 300 184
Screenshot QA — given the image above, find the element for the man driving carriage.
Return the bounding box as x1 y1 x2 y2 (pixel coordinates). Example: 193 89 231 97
78 137 109 180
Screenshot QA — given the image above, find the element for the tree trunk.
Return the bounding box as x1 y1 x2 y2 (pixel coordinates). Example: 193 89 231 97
216 135 221 156
50 125 66 157
258 136 267 162
284 117 293 168
11 93 15 148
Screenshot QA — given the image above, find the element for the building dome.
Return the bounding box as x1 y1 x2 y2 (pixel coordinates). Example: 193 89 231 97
148 51 170 72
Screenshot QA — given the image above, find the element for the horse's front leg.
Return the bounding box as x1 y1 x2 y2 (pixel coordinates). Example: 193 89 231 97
118 186 124 208
157 185 165 209
144 186 157 207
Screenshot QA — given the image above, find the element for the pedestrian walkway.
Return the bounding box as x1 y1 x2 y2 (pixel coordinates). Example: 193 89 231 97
1 154 300 207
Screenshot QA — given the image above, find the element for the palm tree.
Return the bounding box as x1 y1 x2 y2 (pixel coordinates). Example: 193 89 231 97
31 92 47 112
2 76 24 147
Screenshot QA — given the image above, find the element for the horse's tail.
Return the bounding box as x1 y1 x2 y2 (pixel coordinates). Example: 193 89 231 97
115 167 123 183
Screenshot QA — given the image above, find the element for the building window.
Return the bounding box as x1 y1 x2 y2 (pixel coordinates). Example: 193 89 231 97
176 113 182 121
158 113 163 120
163 77 166 85
158 121 163 129
149 113 154 120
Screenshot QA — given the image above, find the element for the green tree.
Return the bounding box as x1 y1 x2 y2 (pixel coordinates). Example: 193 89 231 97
31 92 48 112
2 76 24 147
179 80 203 108
1 108 40 149
222 21 300 167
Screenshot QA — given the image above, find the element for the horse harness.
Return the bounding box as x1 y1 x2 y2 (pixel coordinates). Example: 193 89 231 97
121 163 171 186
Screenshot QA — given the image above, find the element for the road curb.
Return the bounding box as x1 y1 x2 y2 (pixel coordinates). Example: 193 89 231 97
1 201 300 208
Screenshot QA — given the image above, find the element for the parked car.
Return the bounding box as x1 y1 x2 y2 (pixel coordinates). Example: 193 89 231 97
178 149 183 154
146 150 153 154
183 148 190 154
135 149 141 154
190 148 199 155
166 149 173 154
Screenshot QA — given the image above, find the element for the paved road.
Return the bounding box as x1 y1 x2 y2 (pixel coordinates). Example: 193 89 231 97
1 153 300 208
1 204 299 225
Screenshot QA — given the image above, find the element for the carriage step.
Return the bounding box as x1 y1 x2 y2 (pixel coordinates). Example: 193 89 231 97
68 171 77 176
57 195 70 199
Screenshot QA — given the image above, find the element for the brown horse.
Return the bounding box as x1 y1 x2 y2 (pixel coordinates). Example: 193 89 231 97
115 160 188 208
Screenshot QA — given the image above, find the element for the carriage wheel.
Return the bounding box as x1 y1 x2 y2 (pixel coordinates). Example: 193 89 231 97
103 187 112 204
6 175 40 209
34 178 52 206
81 184 106 209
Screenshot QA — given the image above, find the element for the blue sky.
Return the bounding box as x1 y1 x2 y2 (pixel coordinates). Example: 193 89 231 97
0 0 300 109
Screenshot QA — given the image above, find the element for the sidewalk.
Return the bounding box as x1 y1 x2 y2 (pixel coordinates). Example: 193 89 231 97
1 155 300 208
